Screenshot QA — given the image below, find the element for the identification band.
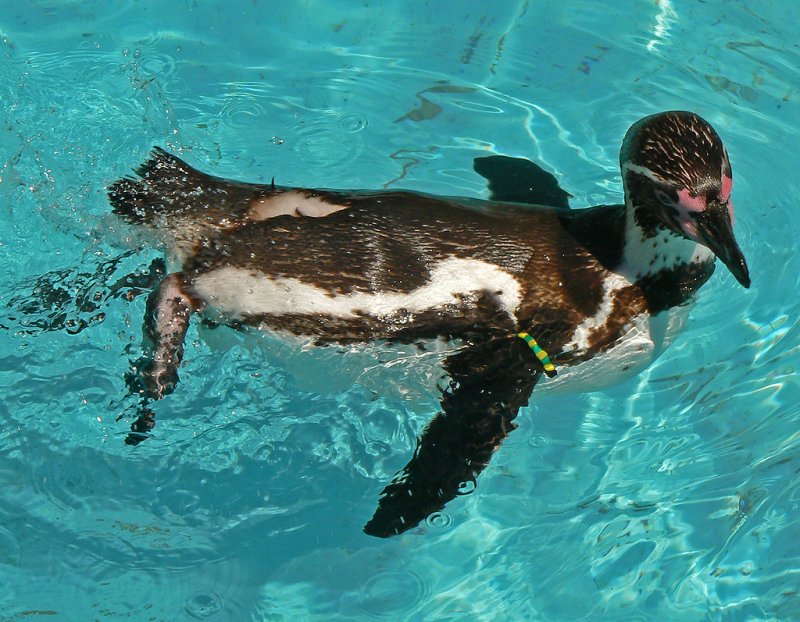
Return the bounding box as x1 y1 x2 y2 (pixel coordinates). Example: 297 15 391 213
517 332 557 377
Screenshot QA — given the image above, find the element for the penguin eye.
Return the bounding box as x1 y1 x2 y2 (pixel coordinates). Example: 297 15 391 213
654 188 673 206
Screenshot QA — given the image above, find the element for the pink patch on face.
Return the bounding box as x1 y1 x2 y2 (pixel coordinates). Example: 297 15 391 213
674 188 706 243
721 174 733 202
679 218 699 240
676 188 706 212
721 173 734 225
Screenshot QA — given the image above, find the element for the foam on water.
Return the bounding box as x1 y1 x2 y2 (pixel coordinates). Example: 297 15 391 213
1 1 799 620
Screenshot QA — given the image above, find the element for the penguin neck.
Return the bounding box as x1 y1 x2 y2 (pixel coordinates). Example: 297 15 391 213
620 196 716 311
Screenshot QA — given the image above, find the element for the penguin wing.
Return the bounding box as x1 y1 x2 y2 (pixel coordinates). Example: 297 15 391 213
185 199 545 298
363 334 541 537
473 155 572 208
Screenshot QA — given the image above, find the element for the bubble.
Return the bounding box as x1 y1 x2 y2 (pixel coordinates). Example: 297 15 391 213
425 511 453 531
184 591 223 619
528 433 551 448
337 113 368 133
456 479 476 495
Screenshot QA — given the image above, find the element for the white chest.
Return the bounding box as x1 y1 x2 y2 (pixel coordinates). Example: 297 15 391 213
540 303 691 394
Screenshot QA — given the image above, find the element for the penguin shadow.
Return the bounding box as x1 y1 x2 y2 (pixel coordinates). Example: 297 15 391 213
472 154 572 208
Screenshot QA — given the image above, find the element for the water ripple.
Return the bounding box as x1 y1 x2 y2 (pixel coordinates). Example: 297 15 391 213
291 116 366 174
337 112 369 133
184 591 225 620
1 1 799 619
425 511 454 532
355 568 432 619
219 95 270 129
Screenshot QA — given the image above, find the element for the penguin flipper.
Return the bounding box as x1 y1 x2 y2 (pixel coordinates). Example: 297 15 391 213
473 155 572 208
125 272 197 444
363 335 541 537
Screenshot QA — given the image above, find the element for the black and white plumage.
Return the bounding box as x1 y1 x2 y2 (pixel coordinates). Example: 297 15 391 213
108 110 750 537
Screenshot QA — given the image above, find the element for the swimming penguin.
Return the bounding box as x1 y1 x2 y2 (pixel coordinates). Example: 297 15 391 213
108 110 750 537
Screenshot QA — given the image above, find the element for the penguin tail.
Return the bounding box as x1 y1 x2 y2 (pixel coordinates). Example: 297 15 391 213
108 147 270 231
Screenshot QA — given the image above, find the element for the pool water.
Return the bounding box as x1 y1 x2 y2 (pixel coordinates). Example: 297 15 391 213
1 1 799 620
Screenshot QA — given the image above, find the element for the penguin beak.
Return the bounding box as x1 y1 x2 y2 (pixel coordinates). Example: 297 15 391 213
695 201 751 288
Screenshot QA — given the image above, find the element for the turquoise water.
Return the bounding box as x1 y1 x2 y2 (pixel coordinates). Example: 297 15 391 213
1 0 799 619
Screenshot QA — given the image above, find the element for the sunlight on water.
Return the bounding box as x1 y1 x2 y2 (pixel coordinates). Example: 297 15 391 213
1 0 799 620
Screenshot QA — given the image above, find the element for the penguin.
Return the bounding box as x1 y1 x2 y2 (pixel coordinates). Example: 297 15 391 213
108 110 750 537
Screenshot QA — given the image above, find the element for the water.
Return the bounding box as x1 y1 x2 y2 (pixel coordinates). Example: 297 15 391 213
1 0 799 619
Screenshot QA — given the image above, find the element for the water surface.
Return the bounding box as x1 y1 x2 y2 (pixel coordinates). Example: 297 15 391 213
1 1 799 620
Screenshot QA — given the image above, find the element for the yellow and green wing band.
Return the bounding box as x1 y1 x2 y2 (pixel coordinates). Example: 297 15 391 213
517 332 557 377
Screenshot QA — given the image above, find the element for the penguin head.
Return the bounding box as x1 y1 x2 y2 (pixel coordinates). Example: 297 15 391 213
620 110 750 288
